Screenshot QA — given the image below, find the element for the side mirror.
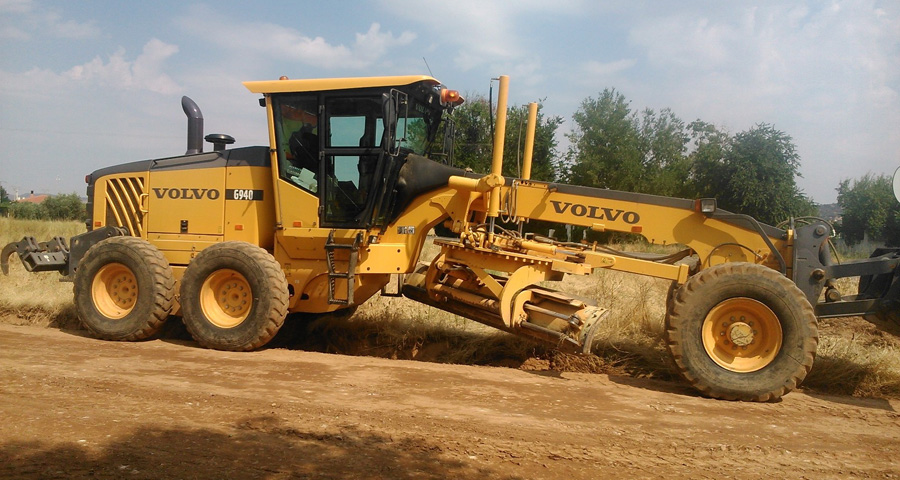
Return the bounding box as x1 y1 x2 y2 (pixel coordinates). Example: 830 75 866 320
381 92 397 155
893 166 900 203
381 89 408 156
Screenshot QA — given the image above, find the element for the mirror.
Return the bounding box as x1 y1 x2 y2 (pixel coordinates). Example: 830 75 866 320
381 92 398 155
893 166 900 203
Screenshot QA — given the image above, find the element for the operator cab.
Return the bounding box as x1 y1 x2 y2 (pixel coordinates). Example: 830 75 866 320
245 76 462 229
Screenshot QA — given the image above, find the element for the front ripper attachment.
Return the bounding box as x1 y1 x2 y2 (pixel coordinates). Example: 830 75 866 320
1 236 69 275
2 227 125 278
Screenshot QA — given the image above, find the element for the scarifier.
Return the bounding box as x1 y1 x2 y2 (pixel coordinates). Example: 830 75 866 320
4 74 898 401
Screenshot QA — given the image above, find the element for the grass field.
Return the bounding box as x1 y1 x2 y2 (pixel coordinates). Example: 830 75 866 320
2 217 898 398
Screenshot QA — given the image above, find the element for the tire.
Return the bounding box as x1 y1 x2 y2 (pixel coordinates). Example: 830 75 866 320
74 237 175 341
665 262 818 401
180 242 289 351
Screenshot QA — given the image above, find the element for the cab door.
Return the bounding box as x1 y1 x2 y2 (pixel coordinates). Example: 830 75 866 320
319 95 386 228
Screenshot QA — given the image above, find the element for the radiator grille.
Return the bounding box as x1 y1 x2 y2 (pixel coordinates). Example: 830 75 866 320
104 177 145 236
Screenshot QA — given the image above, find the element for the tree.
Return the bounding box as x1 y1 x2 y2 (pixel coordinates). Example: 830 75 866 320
563 88 644 192
448 95 562 181
687 120 731 199
563 89 695 197
691 123 815 225
42 193 86 221
0 185 10 217
503 102 562 181
448 94 496 175
9 201 46 220
837 173 899 246
8 193 85 221
637 107 691 197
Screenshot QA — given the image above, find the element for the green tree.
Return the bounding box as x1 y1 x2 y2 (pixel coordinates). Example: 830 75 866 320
563 89 695 197
9 201 46 220
448 95 562 181
563 88 643 191
42 193 86 221
691 123 815 225
0 185 10 217
837 173 899 246
637 107 691 197
502 102 562 181
687 120 730 198
448 94 493 174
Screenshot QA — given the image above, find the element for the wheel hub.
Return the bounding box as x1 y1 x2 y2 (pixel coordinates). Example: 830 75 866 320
92 263 137 319
200 269 252 328
728 322 754 346
702 297 782 373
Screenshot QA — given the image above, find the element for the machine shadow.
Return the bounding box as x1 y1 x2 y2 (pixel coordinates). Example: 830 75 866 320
0 415 521 480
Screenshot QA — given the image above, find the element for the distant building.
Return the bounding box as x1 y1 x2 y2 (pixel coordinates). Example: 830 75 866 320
18 193 49 204
816 203 842 224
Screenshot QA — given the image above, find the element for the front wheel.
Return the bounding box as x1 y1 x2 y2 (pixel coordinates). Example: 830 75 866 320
74 237 175 341
180 242 289 351
665 262 818 401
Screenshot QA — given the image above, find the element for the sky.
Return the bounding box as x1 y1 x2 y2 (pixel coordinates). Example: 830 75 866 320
1 0 898 205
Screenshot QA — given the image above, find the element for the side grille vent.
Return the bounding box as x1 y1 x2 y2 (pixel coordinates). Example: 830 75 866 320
104 177 145 236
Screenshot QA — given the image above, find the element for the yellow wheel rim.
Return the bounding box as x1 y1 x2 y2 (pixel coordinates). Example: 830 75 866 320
200 269 252 328
701 297 782 373
91 263 138 319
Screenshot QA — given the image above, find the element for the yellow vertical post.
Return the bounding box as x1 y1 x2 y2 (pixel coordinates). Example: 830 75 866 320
264 94 284 229
521 102 538 180
488 75 509 220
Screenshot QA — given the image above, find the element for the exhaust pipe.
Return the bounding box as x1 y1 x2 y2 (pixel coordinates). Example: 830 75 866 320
182 96 203 154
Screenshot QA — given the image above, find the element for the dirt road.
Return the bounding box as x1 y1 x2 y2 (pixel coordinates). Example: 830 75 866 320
1 323 898 479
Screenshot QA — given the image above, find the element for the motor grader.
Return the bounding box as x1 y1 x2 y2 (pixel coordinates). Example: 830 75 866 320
4 74 898 402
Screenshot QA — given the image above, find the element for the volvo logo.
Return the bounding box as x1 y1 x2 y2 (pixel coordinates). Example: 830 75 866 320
550 200 640 224
152 188 221 200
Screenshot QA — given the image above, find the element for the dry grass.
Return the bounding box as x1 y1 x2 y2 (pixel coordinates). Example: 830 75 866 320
0 218 84 327
1 219 899 399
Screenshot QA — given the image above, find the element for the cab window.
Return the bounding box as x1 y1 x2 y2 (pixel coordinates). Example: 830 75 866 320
273 95 319 193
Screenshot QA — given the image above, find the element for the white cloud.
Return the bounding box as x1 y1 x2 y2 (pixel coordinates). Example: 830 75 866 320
0 0 32 14
583 59 637 77
0 0 99 40
45 11 100 39
0 24 28 40
64 39 182 94
382 0 579 71
176 6 415 70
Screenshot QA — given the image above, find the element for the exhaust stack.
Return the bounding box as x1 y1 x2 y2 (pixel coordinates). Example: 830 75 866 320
182 96 203 154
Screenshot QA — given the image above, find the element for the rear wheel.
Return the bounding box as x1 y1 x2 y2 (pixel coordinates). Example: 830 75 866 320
74 237 175 340
180 242 289 351
665 262 817 401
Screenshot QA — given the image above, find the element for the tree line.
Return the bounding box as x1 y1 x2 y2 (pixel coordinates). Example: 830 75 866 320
445 89 897 246
0 186 85 221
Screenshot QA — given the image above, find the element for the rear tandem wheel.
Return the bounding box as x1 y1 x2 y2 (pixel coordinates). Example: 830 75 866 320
73 237 175 341
180 241 289 351
665 262 818 401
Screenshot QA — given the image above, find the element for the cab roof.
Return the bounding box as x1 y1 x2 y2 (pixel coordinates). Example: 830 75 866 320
243 75 440 94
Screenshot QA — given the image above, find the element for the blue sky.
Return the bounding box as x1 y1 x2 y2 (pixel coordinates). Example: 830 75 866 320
1 0 897 204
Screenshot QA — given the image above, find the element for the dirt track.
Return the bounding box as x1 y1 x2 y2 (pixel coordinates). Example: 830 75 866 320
1 322 898 479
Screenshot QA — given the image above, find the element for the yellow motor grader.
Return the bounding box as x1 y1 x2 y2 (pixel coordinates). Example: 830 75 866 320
4 74 898 402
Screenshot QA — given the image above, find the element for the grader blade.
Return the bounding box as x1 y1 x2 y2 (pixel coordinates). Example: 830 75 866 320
403 263 609 354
